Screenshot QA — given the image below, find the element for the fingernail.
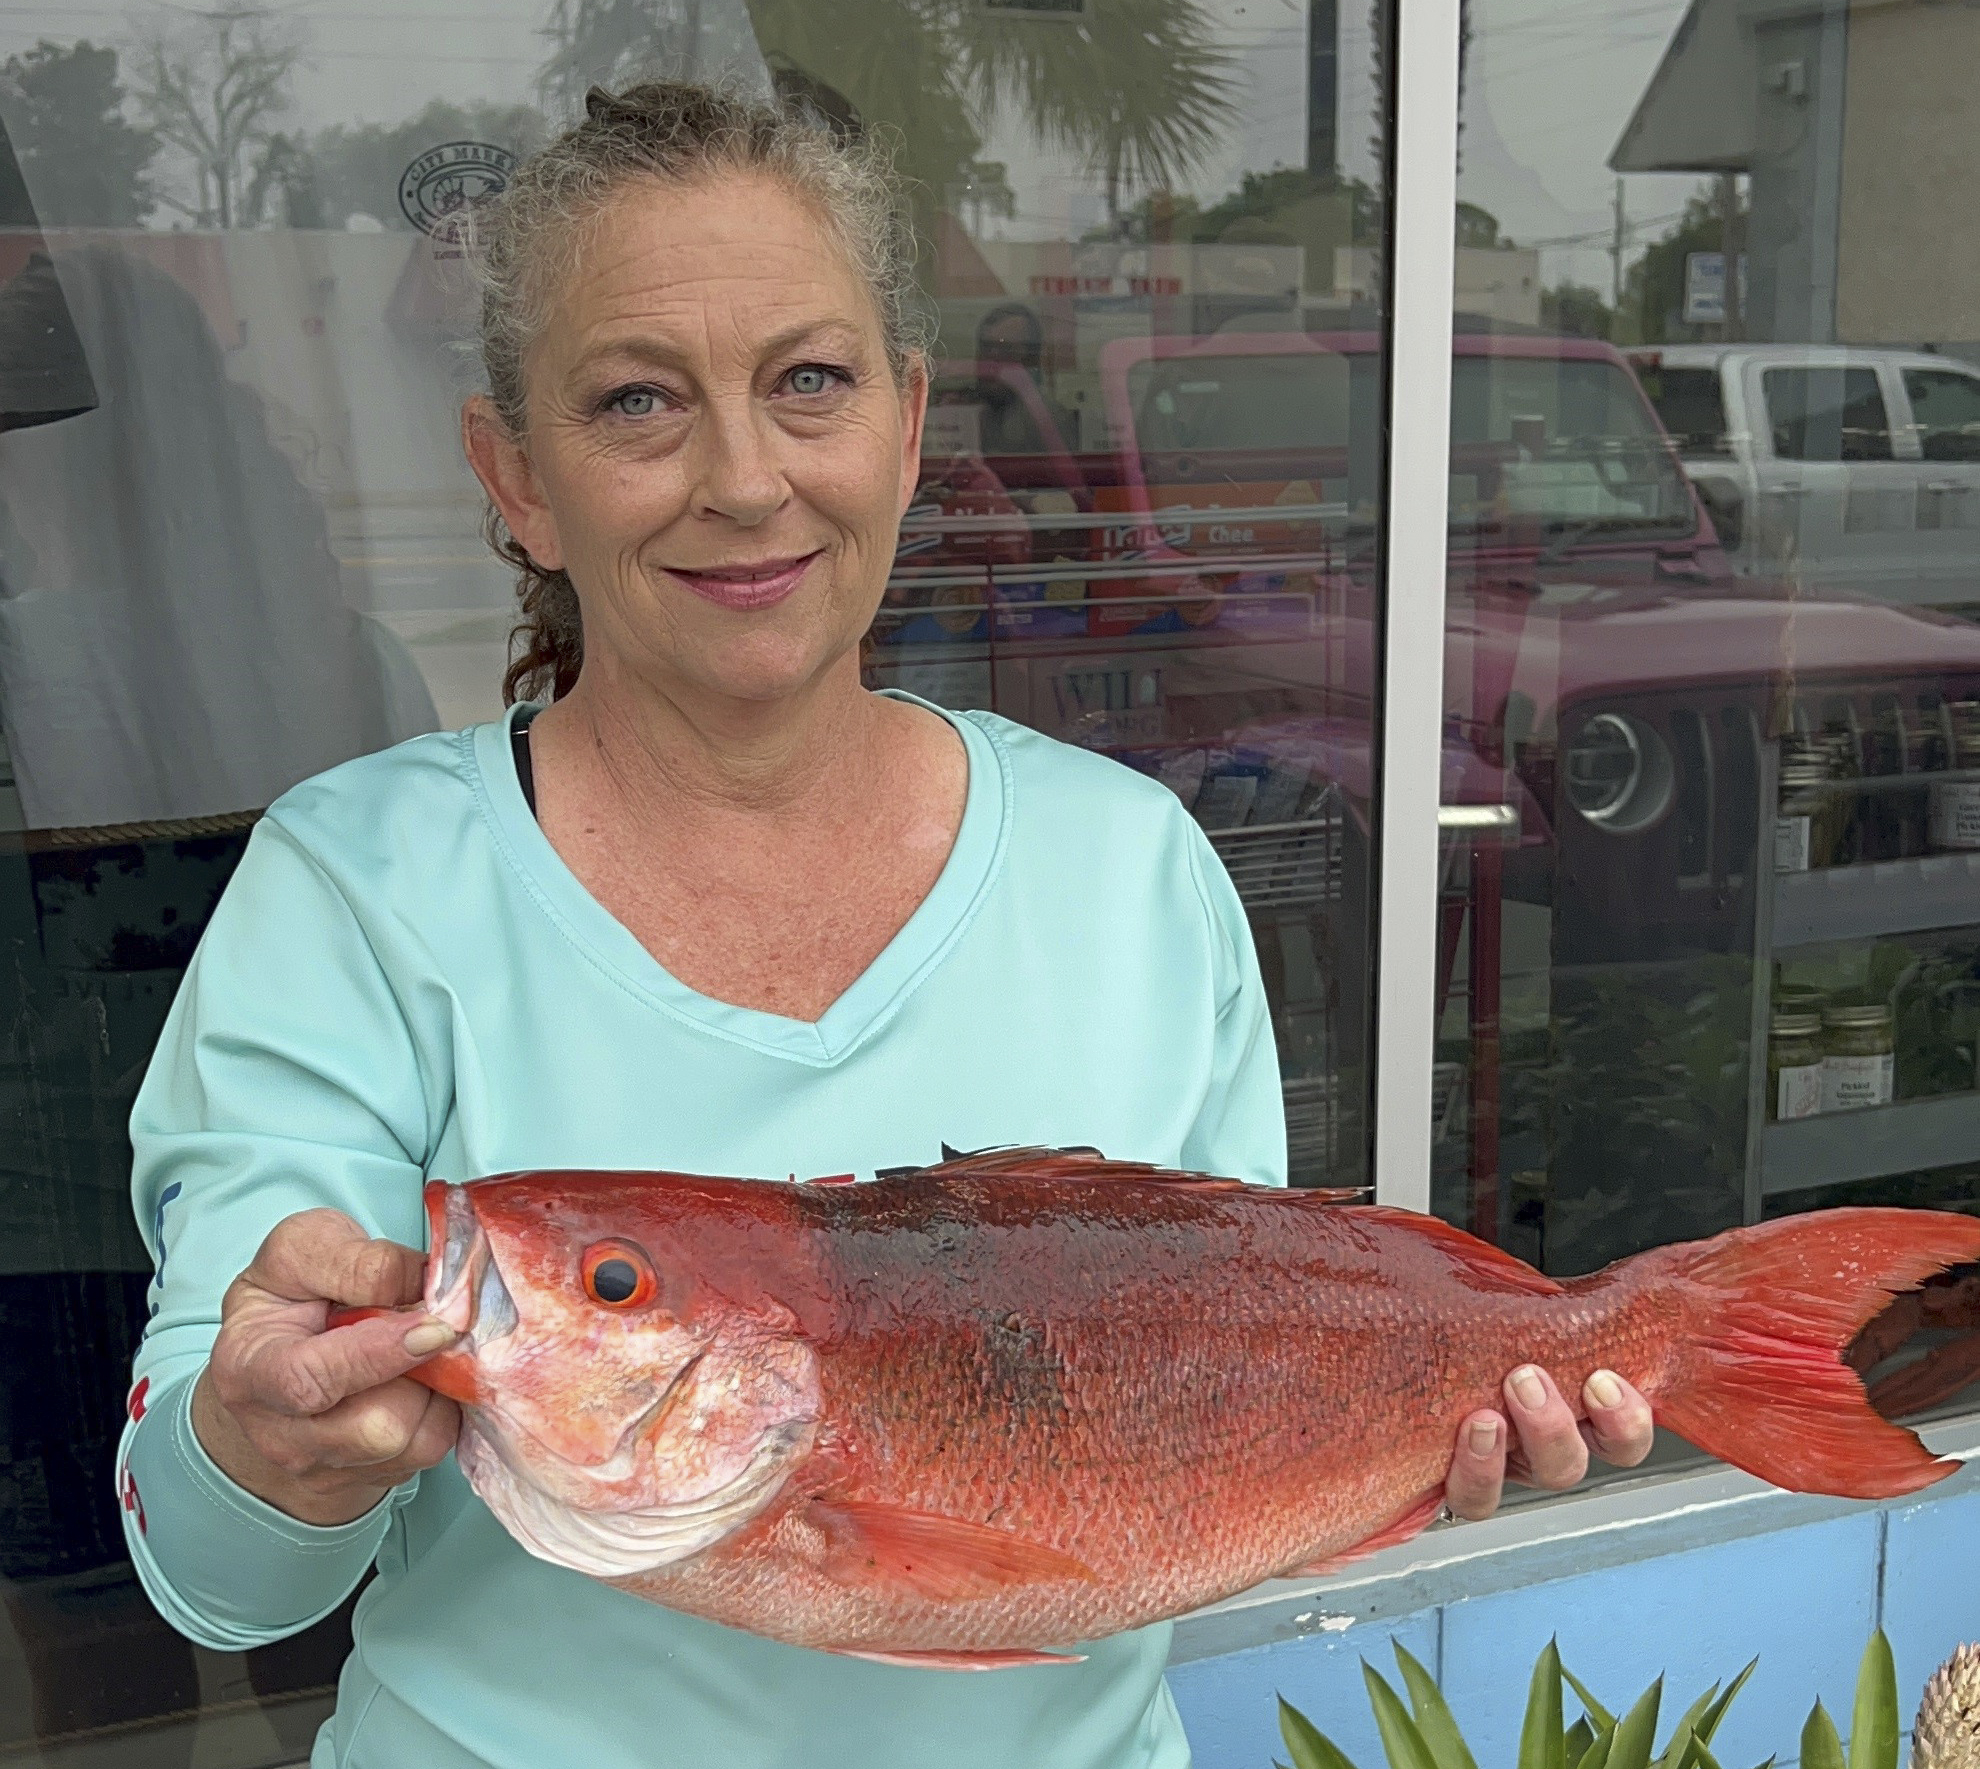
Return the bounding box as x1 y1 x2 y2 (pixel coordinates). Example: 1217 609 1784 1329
1587 1369 1625 1410
403 1320 455 1356
1509 1366 1547 1411
1468 1416 1501 1455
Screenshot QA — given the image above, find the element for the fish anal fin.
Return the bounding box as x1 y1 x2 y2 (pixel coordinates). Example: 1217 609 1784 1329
1283 1486 1446 1578
1354 1206 1565 1297
832 1646 1087 1671
809 1498 1097 1601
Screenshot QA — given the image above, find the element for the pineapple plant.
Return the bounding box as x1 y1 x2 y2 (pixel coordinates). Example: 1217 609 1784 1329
1913 1647 1980 1769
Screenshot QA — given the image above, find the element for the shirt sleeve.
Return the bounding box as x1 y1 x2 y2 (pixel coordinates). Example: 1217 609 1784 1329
117 814 440 1650
1179 822 1288 1188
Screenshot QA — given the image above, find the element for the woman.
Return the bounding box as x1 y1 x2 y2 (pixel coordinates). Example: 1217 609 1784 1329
117 84 1651 1769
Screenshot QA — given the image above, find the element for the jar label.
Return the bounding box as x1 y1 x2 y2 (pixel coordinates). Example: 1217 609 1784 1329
1775 1061 1823 1121
1929 781 1980 851
1774 815 1812 873
1820 1052 1893 1113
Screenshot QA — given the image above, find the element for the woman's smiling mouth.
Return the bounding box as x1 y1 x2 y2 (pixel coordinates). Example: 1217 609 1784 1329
665 553 820 612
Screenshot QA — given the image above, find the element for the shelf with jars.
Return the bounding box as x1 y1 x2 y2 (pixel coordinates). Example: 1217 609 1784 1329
1748 703 1980 1206
1756 936 1980 1194
1761 1091 1980 1195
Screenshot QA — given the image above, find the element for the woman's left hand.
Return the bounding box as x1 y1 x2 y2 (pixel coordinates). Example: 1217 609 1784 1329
1445 1366 1655 1520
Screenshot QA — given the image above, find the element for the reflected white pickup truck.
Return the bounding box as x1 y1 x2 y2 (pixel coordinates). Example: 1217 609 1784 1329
1629 344 1980 609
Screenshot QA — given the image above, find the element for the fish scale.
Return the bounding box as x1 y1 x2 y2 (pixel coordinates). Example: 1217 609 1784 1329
362 1149 1980 1670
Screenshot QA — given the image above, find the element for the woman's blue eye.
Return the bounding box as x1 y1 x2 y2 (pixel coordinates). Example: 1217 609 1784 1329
787 365 836 396
611 388 659 417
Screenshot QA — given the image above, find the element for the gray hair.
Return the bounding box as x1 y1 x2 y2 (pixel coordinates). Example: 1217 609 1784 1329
473 80 931 704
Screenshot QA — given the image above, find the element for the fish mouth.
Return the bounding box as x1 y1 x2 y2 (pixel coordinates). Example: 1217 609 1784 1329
424 1182 518 1350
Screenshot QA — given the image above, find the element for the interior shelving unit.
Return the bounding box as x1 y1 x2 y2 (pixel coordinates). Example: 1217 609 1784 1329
1745 746 1980 1215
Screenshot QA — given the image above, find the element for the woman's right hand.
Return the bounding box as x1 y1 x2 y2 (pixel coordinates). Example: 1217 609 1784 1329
190 1207 461 1527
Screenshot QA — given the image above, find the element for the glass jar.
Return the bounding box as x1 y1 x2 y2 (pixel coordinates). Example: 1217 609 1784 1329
1776 738 1844 872
1928 700 1980 852
1821 1003 1896 1112
1768 1010 1825 1121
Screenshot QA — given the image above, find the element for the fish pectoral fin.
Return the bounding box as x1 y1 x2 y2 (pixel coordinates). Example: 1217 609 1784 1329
1282 1486 1446 1579
831 1647 1088 1671
809 1498 1097 1601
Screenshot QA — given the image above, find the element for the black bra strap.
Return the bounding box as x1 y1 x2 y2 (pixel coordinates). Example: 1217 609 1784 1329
511 710 540 819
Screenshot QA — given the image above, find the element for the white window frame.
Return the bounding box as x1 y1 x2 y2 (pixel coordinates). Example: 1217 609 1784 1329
1371 0 1463 1212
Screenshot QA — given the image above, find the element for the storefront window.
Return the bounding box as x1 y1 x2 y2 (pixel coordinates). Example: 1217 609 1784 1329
0 0 1392 1756
1437 0 1980 1447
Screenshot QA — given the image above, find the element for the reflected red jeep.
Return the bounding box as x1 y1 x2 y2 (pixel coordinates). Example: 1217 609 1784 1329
870 331 1980 1269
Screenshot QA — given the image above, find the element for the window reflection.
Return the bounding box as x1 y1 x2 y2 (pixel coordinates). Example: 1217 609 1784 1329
0 0 1397 1754
1441 0 1980 1451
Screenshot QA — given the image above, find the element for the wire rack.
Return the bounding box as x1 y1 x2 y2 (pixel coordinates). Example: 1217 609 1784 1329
1205 806 1346 914
1283 1073 1341 1179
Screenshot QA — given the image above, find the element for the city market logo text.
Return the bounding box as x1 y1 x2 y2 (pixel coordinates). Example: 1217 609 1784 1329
398 141 517 250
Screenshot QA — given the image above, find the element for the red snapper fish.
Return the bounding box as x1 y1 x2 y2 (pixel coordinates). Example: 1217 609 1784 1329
356 1151 1980 1670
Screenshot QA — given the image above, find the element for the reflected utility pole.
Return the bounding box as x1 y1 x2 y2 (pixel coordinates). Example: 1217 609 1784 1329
1717 170 1743 340
1307 0 1339 176
1609 177 1625 308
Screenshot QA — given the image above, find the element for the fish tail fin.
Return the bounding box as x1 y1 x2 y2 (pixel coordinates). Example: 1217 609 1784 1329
1655 1208 1980 1499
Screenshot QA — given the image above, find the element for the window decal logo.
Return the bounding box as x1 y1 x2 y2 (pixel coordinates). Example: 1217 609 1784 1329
398 141 517 247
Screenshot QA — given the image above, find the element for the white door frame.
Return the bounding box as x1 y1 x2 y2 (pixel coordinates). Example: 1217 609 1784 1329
1370 0 1463 1212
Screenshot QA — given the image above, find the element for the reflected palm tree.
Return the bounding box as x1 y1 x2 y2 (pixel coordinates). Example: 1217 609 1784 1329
538 0 1237 230
946 0 1236 226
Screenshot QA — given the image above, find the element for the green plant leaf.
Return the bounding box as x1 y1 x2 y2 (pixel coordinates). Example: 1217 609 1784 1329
1698 1663 1759 1750
1657 1686 1718 1769
1393 1643 1481 1769
1566 1717 1597 1769
1660 1716 1700 1769
1802 1701 1846 1769
1848 1633 1899 1769
1608 1680 1665 1769
1365 1662 1443 1769
1280 1696 1364 1769
1520 1640 1568 1769
1580 1722 1618 1769
1564 1667 1619 1734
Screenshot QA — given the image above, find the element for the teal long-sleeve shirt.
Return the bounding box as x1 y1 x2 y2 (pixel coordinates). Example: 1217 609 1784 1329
119 698 1287 1769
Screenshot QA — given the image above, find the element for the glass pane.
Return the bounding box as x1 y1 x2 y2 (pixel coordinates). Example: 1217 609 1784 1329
1442 0 1980 1475
0 0 1393 1755
1761 364 1893 461
1904 367 1980 463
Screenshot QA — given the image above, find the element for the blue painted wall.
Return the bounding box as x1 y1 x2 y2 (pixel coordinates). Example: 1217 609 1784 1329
1172 1485 1980 1769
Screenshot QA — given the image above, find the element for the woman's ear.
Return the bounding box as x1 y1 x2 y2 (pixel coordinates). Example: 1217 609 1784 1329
462 396 565 571
895 357 929 515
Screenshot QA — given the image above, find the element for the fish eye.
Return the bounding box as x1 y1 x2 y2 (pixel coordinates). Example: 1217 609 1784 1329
581 1240 658 1309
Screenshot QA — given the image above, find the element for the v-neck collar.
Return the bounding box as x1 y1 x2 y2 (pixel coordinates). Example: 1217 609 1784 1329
467 691 1010 1066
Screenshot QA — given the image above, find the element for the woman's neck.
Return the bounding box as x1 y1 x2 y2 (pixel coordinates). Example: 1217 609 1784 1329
537 652 881 816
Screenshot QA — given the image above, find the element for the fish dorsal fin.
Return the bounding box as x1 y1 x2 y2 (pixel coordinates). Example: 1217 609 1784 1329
916 1146 1362 1201
808 1498 1096 1601
1354 1205 1564 1296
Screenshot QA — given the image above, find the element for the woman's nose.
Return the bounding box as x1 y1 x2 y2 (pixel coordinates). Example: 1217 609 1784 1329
690 398 789 529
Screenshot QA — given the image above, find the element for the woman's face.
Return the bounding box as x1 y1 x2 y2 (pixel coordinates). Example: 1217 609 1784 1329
471 170 925 708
